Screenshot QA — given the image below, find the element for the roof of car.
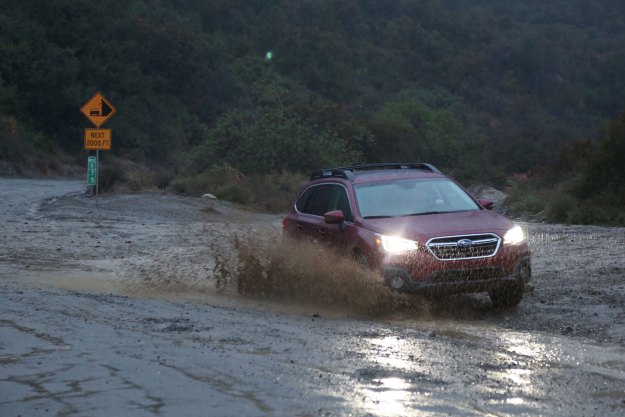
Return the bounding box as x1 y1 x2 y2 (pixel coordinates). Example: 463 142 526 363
350 170 444 184
310 163 444 183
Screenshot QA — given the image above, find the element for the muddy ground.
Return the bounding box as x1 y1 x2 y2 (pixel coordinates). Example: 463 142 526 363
1 178 624 416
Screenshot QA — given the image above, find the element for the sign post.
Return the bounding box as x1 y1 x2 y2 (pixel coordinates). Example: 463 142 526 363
80 93 116 203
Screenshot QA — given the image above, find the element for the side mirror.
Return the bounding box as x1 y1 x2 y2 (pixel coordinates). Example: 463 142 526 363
324 210 345 224
478 199 494 210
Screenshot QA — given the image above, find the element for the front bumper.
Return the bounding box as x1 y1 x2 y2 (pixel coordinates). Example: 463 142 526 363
382 254 532 295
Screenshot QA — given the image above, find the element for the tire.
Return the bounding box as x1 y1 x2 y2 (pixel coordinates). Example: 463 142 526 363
489 282 524 309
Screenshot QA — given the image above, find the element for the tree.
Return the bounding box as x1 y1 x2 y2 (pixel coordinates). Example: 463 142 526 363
190 78 362 174
368 100 463 168
582 111 625 203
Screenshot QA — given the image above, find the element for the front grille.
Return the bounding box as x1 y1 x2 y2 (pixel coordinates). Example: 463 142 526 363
429 267 504 283
427 234 500 260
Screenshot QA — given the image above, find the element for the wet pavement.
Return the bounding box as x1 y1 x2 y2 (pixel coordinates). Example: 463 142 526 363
1 178 625 416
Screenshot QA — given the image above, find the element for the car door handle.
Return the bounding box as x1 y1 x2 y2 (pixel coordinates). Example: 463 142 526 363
296 223 304 231
317 229 326 235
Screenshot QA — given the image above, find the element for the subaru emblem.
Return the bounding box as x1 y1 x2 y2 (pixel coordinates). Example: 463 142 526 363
457 239 473 248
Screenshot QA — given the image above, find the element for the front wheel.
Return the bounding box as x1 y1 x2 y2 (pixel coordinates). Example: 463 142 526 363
489 282 524 309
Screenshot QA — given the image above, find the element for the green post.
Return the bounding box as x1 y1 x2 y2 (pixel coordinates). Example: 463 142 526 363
87 156 96 186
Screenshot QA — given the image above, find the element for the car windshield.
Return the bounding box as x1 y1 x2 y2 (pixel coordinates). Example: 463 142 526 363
354 178 480 218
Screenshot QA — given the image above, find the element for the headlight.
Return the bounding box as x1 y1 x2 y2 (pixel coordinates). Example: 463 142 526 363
503 225 525 245
377 235 419 254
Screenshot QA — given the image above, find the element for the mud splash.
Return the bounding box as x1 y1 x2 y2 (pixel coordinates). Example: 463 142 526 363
120 228 432 318
213 233 429 318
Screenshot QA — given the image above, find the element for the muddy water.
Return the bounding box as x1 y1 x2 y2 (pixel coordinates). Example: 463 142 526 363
1 178 625 416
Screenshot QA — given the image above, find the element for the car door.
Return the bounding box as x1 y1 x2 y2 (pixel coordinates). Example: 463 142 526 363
316 184 355 249
293 184 352 245
290 184 334 243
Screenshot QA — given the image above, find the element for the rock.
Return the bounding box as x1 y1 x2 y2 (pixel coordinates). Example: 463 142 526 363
468 185 507 210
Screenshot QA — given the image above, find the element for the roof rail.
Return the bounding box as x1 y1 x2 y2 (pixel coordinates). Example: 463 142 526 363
310 169 355 181
310 162 441 180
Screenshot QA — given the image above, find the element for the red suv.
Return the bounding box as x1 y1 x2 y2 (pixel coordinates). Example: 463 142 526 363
282 163 531 308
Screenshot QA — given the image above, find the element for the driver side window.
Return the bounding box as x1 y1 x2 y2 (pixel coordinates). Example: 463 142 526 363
328 185 353 222
296 184 353 222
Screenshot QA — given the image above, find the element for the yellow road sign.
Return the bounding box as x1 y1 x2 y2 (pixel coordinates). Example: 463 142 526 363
80 93 116 128
84 128 112 150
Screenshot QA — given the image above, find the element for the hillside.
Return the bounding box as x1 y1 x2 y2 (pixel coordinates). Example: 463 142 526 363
1 0 625 217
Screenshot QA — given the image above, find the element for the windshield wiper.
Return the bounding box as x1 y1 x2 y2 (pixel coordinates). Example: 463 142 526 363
401 211 442 217
365 212 445 218
402 209 473 217
364 210 472 219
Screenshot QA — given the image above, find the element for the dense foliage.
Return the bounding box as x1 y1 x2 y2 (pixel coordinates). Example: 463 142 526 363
1 0 625 219
505 110 625 225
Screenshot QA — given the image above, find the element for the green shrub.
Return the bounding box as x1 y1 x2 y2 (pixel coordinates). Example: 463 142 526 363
171 166 307 213
545 193 577 223
98 164 124 192
505 192 546 217
170 173 214 196
214 183 253 205
171 164 248 195
248 171 307 213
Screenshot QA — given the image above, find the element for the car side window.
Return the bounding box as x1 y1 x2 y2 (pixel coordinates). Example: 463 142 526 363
295 187 315 213
304 185 334 216
296 184 353 221
296 184 332 216
328 185 353 222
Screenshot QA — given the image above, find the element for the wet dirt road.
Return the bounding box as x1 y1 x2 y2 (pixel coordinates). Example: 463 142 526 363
1 178 625 416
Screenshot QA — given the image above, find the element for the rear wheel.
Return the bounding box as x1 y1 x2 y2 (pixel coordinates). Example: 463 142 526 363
489 282 524 309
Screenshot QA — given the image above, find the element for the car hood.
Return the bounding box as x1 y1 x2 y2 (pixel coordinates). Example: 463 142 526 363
360 210 513 241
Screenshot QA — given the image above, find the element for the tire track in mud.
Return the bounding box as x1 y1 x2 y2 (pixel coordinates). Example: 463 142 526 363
0 319 71 365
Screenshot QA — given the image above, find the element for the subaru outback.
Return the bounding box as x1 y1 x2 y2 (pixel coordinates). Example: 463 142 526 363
282 163 531 308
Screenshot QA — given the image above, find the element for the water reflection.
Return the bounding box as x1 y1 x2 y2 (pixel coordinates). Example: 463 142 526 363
502 333 561 362
359 336 419 416
359 332 547 415
365 377 413 416
369 336 416 370
506 397 525 405
350 316 625 416
505 368 531 385
493 333 549 403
